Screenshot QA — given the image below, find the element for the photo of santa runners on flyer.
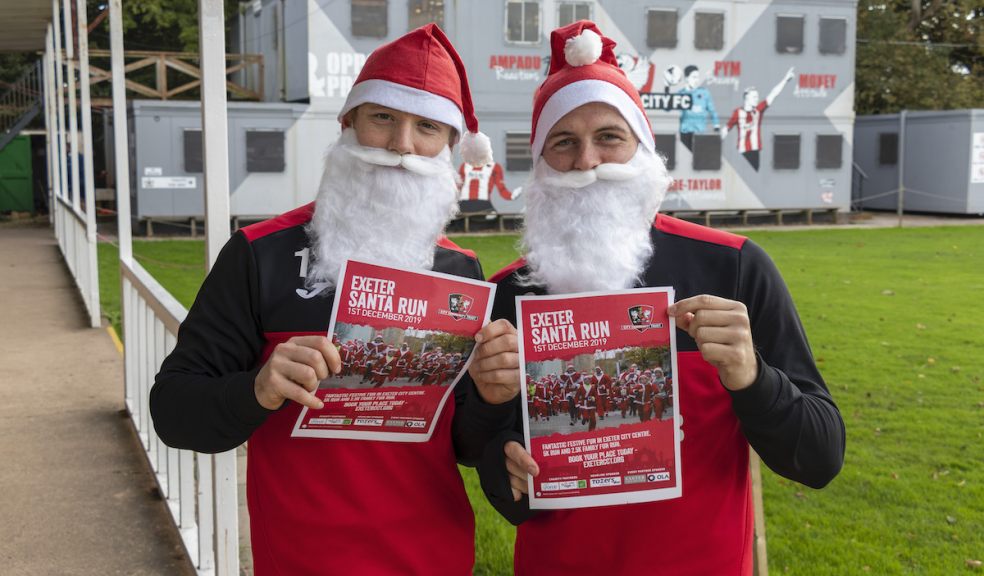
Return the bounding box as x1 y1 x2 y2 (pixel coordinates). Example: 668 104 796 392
292 260 494 442
526 348 673 438
326 328 471 390
517 288 682 509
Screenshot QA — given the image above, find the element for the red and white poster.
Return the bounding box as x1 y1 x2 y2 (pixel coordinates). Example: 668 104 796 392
292 260 495 442
518 288 682 509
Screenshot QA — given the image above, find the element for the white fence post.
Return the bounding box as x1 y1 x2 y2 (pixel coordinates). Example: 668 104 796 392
76 0 101 328
61 0 81 213
43 28 58 223
51 0 68 204
108 0 132 265
198 1 239 574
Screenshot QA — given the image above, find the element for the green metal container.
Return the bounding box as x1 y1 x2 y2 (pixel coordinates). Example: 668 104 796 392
0 135 34 213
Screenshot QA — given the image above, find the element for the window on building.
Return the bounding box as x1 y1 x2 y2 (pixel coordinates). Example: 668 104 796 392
776 15 804 54
352 0 387 38
505 132 532 171
408 0 443 30
557 2 591 27
246 130 286 173
506 1 540 44
183 130 203 174
773 134 801 169
819 17 847 55
692 134 721 171
694 12 724 51
647 9 678 49
653 133 676 171
879 132 899 166
816 134 843 169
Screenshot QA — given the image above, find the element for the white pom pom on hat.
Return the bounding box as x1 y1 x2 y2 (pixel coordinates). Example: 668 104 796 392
530 20 656 159
460 131 493 166
564 29 603 67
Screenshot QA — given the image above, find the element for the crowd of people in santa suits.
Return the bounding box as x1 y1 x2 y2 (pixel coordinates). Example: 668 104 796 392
527 363 673 431
333 334 466 388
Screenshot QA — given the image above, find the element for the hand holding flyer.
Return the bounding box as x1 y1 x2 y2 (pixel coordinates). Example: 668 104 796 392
291 260 495 442
518 288 682 509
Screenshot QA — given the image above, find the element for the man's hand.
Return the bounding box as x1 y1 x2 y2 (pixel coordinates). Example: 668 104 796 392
254 336 342 410
505 441 540 502
668 295 758 391
469 319 521 405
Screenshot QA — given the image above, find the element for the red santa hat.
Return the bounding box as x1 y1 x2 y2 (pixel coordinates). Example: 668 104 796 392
530 20 655 160
339 23 493 166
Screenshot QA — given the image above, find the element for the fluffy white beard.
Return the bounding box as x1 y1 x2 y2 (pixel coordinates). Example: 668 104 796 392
306 129 460 288
521 145 671 294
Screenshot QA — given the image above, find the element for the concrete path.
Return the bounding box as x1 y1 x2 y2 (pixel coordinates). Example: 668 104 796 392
0 223 195 576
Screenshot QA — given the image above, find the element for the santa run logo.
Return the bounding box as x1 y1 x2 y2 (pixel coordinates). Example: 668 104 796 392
439 293 478 322
621 305 664 333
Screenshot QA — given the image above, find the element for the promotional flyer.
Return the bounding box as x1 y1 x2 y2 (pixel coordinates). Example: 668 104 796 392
292 260 495 442
518 288 682 509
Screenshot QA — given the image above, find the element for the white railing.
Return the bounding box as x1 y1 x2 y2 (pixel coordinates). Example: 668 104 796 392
52 195 100 327
43 0 243 572
120 257 240 575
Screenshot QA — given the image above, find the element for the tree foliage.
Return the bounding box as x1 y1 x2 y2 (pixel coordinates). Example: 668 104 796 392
83 0 241 53
856 0 984 114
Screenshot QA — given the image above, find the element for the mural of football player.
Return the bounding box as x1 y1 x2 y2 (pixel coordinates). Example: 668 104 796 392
722 67 796 171
676 65 720 151
457 161 518 214
616 52 656 93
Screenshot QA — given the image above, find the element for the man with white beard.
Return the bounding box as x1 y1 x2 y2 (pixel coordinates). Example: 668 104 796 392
469 21 845 575
151 24 514 575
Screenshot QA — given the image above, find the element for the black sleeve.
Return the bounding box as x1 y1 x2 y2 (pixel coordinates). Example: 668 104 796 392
467 275 540 524
450 254 522 465
150 232 273 453
477 426 539 526
729 240 846 488
453 378 520 466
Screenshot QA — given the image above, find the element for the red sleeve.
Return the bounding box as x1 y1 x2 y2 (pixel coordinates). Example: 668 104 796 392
492 163 512 200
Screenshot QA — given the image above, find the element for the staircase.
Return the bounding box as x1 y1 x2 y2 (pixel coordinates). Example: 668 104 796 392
0 60 43 152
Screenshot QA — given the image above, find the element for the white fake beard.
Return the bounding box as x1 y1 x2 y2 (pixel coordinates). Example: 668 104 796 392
520 145 671 294
305 129 459 288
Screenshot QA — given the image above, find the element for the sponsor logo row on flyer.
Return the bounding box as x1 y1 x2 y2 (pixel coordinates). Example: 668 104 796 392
541 471 672 492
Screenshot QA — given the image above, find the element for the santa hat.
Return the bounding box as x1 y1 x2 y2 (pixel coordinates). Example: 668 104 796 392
531 20 655 159
339 23 493 166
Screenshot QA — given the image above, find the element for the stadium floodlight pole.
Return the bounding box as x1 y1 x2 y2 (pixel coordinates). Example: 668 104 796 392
62 0 81 211
76 0 101 328
198 1 238 574
897 110 906 228
108 0 131 264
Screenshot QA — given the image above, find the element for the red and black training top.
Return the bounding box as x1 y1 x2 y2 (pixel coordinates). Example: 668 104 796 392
150 203 514 575
477 214 845 576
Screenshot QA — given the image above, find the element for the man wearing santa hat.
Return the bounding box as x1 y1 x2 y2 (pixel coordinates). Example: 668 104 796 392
150 24 514 574
468 21 845 574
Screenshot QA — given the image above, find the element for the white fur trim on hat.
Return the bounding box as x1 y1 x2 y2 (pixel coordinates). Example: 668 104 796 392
339 79 465 134
460 130 494 166
564 29 602 67
531 79 655 159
